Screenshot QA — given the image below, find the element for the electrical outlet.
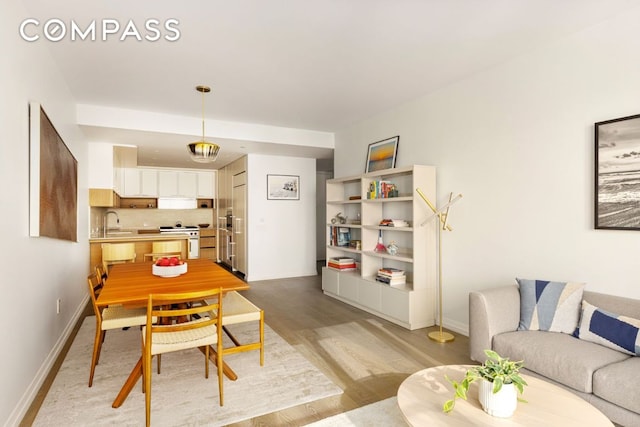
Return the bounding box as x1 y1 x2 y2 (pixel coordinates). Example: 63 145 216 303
56 298 61 314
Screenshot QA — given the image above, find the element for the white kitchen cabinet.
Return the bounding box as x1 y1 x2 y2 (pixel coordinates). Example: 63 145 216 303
157 170 197 197
122 168 158 197
196 171 216 198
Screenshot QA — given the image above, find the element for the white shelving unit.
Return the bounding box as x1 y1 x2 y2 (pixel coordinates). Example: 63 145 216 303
322 165 437 330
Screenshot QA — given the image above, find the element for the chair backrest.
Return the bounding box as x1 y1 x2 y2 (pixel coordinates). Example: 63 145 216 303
95 264 107 286
151 241 182 260
102 243 136 272
87 274 103 321
145 289 223 352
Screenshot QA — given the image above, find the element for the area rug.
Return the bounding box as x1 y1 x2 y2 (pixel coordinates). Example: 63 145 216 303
304 397 405 427
33 317 342 426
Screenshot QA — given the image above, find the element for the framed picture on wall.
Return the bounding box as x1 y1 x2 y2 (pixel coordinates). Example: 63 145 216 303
595 113 640 230
267 174 300 200
365 135 399 173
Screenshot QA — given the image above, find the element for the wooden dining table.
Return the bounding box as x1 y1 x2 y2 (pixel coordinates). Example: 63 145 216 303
97 259 249 408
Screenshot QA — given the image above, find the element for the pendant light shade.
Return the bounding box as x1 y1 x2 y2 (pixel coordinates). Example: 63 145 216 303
187 85 220 163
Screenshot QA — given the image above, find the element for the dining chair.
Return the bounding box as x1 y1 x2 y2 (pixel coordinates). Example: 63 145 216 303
143 288 224 427
94 264 108 288
143 240 183 261
101 242 136 273
218 291 264 366
86 274 148 387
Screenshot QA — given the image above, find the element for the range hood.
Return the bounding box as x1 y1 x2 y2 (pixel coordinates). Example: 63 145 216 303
157 198 197 210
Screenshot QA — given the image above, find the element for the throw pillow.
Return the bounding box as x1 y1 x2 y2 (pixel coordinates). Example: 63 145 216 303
516 278 585 334
576 300 640 356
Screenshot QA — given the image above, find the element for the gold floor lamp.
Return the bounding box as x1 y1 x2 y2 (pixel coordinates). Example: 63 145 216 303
416 189 463 343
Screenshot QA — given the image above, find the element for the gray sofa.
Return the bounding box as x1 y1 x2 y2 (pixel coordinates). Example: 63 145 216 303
469 285 640 427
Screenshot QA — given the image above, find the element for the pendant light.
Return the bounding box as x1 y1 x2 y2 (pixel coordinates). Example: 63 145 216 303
187 85 220 163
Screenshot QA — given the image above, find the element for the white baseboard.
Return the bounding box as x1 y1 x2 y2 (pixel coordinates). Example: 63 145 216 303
5 295 88 427
442 316 469 337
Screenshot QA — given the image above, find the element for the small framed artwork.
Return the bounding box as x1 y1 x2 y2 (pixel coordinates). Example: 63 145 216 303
365 135 399 173
595 113 640 230
267 174 300 200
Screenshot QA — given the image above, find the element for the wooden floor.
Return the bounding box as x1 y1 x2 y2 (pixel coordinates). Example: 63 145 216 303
21 269 473 426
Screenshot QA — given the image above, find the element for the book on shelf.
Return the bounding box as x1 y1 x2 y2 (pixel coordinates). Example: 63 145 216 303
329 256 355 263
375 275 406 286
379 218 410 227
377 267 405 277
368 180 399 199
328 260 357 271
337 227 351 247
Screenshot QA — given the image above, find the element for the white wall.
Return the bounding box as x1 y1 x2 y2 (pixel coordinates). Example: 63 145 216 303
335 8 640 335
247 154 317 281
1 4 89 426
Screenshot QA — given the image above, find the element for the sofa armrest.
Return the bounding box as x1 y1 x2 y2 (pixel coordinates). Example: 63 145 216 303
469 285 520 362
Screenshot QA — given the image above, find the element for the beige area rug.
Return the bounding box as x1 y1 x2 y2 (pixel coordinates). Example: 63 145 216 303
34 317 342 427
304 397 406 427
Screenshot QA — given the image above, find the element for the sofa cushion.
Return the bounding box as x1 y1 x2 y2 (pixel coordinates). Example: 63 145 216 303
493 330 629 393
576 300 640 356
516 278 585 334
593 357 640 414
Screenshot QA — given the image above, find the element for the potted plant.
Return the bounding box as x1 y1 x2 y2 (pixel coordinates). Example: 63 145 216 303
443 349 527 418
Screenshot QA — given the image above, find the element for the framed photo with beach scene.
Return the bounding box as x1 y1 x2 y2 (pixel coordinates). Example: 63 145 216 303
595 113 640 230
365 136 399 173
267 174 300 200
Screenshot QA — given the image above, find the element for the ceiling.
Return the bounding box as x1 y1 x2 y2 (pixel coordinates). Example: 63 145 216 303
19 0 639 169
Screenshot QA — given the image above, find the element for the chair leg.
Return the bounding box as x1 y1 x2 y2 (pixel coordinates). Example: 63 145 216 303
88 328 104 387
217 341 224 406
144 351 152 427
157 354 161 374
205 346 209 379
259 311 265 366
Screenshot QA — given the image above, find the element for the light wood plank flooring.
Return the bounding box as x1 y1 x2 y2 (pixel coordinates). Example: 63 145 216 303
21 271 473 426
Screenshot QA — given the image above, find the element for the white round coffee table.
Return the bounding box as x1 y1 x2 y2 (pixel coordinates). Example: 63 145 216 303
397 365 613 426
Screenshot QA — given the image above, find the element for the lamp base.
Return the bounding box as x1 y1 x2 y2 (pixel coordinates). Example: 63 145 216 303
428 330 455 343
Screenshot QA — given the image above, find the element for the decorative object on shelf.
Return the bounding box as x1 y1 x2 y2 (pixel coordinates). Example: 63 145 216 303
417 189 463 343
386 241 398 255
365 135 399 173
198 223 210 228
374 230 386 252
331 212 347 224
267 174 300 200
443 349 527 417
187 85 220 163
349 240 361 250
29 102 78 242
595 113 640 230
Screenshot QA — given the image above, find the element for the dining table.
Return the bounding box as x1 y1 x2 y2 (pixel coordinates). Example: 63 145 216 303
97 258 249 408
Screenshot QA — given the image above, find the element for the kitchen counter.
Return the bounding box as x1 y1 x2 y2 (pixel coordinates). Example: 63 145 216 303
89 233 189 271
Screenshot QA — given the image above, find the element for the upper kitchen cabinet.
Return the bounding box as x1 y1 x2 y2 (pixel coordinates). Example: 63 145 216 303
157 170 198 198
122 168 158 197
196 171 216 198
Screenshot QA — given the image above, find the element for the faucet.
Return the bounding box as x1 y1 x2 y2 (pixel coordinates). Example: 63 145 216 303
103 210 120 236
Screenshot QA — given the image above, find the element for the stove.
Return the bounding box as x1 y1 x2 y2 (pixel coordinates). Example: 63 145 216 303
159 226 200 258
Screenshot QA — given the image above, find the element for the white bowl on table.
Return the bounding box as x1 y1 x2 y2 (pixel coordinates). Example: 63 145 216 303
152 262 188 277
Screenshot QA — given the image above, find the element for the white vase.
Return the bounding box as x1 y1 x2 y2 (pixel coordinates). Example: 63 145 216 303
478 379 517 418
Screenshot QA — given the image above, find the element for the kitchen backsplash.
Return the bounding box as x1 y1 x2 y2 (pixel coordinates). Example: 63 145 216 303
91 207 215 233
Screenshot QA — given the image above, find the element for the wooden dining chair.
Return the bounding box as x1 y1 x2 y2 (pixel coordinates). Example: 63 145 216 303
143 240 182 261
86 274 148 387
101 242 136 273
218 291 264 366
143 288 224 427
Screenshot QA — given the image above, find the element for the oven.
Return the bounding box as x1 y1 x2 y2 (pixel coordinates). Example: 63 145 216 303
159 226 200 259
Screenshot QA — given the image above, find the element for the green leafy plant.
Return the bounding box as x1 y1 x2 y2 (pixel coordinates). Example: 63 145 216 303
443 349 528 413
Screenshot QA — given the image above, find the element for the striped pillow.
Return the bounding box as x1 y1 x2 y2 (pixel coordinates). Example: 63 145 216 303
516 278 585 334
576 300 640 356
